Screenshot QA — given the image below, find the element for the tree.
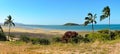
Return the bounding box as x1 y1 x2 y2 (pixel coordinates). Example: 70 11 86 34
84 13 97 33
100 6 110 34
0 24 6 41
0 25 3 33
4 15 15 39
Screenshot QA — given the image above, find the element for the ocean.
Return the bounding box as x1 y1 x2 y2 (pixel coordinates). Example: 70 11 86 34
17 24 120 31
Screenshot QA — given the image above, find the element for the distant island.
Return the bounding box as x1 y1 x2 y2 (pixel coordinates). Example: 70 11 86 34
63 23 80 26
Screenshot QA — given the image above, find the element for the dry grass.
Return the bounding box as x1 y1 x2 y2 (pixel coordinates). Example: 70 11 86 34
0 40 120 54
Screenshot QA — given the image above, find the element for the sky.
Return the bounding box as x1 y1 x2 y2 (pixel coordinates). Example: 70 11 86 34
0 0 120 25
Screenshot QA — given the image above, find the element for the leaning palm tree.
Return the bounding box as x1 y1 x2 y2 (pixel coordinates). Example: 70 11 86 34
4 15 15 39
100 6 110 34
0 24 7 41
84 13 97 33
0 25 3 33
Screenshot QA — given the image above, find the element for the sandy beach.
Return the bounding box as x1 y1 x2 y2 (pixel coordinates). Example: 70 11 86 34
1 26 90 38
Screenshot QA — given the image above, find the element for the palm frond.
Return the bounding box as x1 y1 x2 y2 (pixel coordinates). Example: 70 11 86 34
102 6 110 17
94 14 97 19
94 21 97 24
12 22 15 26
4 21 9 25
7 15 12 20
88 13 93 17
84 21 90 26
100 15 107 21
88 13 93 16
85 17 90 20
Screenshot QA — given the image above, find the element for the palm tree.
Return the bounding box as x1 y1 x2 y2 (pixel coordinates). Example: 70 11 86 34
84 13 97 33
100 6 110 34
0 25 3 33
4 15 15 39
0 24 7 41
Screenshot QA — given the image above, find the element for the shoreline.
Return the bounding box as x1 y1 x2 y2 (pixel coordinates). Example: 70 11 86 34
2 26 91 34
1 26 91 38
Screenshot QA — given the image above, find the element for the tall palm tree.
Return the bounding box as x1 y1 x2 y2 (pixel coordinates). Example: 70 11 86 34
84 13 97 33
100 6 110 34
4 15 15 39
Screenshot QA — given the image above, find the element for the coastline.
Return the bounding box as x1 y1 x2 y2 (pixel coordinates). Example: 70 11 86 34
1 26 90 38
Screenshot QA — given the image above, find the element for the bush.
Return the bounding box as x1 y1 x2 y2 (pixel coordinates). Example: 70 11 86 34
83 30 120 42
62 31 78 43
39 38 50 45
83 34 90 43
0 32 6 41
86 33 110 42
114 30 120 39
71 36 80 43
115 35 120 39
85 33 95 42
114 30 120 36
31 38 50 45
31 38 40 44
52 37 61 42
98 29 118 40
100 33 110 41
98 29 109 34
20 35 30 43
110 31 116 40
70 35 85 43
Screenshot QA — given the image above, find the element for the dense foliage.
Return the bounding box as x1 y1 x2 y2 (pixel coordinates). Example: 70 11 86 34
20 35 30 43
31 38 50 45
0 32 6 41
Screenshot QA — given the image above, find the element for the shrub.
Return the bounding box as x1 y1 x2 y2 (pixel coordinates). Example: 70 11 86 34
71 36 80 43
98 29 109 34
31 38 50 45
0 32 6 41
52 37 61 42
114 30 120 36
39 38 50 45
70 35 85 43
115 35 120 39
110 31 116 40
62 31 78 43
20 35 30 43
114 30 120 39
83 34 90 43
85 33 96 42
100 33 110 41
86 33 110 42
31 38 40 44
98 29 117 40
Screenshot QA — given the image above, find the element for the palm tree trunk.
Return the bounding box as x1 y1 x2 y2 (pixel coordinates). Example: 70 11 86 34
109 16 111 39
109 16 110 33
92 22 94 33
8 25 11 40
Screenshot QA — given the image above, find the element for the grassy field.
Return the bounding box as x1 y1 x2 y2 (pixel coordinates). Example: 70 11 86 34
0 39 120 54
1 27 120 54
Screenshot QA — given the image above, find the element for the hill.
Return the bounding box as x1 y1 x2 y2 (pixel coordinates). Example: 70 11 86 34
63 23 80 26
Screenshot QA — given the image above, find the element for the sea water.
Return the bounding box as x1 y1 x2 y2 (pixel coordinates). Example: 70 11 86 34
17 24 120 31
